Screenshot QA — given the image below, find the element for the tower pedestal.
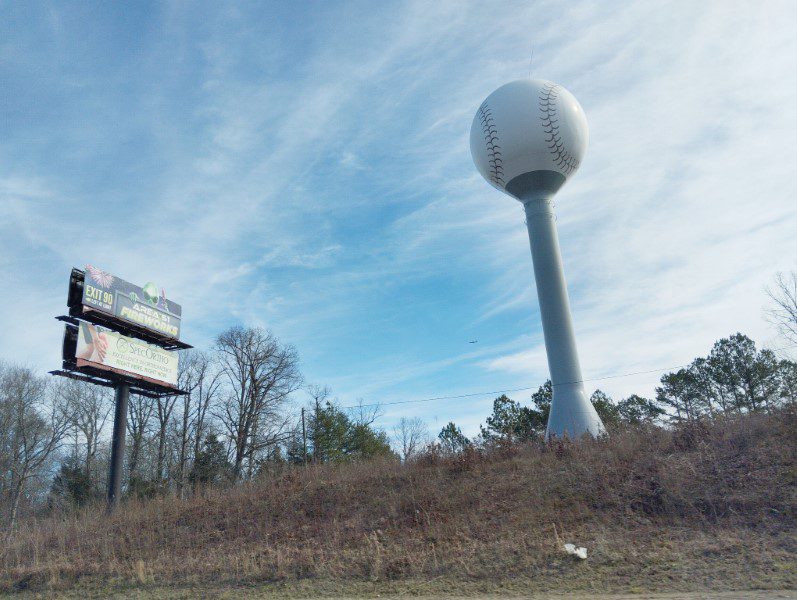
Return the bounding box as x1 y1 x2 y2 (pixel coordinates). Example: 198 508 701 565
523 197 605 438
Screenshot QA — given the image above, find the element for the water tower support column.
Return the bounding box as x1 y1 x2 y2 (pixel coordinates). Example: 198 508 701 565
523 196 604 438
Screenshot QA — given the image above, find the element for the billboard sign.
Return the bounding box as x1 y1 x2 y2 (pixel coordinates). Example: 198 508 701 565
73 321 179 387
81 265 182 340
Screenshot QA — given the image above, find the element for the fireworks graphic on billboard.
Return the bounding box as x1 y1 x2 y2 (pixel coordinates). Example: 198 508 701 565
86 265 114 288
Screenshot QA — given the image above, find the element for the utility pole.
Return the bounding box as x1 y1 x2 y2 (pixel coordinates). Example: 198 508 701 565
301 407 307 465
314 398 320 463
107 381 130 510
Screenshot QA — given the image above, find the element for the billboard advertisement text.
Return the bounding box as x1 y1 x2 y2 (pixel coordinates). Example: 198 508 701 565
74 322 179 387
81 265 182 339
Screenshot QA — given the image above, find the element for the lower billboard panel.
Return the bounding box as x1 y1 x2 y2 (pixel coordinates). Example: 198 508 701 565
72 322 178 387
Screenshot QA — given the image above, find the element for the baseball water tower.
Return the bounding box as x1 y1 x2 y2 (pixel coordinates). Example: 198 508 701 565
470 79 605 439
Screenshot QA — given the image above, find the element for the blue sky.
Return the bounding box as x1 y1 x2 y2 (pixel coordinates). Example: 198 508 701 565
2 1 796 437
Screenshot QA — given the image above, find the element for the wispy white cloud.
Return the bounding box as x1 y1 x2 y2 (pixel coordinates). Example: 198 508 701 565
1 1 795 438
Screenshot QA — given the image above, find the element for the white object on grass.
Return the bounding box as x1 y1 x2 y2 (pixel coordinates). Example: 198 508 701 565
563 543 588 559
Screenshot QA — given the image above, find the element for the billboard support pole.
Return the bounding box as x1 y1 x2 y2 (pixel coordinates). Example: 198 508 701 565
107 381 130 511
56 266 190 509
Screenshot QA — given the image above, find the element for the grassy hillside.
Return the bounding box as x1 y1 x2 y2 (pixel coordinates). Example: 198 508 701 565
1 408 795 597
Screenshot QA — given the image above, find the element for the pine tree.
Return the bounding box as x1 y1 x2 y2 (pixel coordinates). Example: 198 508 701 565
438 422 470 454
480 394 545 444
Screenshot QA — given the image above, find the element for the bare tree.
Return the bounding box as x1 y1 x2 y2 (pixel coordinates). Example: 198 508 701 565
126 393 154 481
191 362 223 488
172 350 222 497
154 393 178 484
306 385 331 463
392 417 430 462
767 271 797 346
350 398 381 428
173 351 199 494
55 378 111 479
215 327 302 481
0 365 67 531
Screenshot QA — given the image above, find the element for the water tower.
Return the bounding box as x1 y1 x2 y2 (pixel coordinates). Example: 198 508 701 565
470 79 605 439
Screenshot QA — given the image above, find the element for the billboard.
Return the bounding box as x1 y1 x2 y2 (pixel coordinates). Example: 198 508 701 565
81 265 182 340
71 322 179 387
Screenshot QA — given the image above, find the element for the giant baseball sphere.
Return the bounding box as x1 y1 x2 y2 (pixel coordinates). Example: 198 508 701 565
470 79 588 200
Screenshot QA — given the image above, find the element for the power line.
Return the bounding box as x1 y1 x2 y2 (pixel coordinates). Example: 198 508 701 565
342 342 797 410
344 385 538 410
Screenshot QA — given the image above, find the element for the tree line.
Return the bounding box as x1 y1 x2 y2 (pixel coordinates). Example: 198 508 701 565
434 272 797 450
1 272 795 530
0 324 400 529
436 331 795 452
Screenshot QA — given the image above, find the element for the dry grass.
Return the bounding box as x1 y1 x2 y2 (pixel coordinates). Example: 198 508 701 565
1 408 795 596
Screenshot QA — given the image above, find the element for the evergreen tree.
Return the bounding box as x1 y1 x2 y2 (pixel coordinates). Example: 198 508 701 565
704 334 781 412
309 402 394 462
530 380 552 422
480 394 545 444
283 427 307 465
438 422 471 454
779 360 797 404
616 394 664 424
189 434 231 488
655 333 789 421
310 402 351 463
50 457 96 508
589 389 621 426
346 423 394 460
656 364 709 422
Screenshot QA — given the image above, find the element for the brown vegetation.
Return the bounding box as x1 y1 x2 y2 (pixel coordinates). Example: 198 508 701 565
1 407 795 596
